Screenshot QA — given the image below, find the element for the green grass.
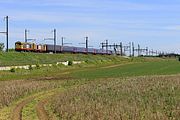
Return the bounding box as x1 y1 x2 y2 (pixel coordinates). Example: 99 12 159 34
0 60 119 81
0 55 142 81
0 52 130 66
0 56 177 81
0 65 70 81
72 60 180 79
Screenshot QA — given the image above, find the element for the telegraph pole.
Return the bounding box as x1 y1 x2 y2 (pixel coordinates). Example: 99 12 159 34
24 30 36 43
106 40 108 54
54 29 56 53
78 36 89 54
25 29 28 42
61 37 64 52
6 16 8 52
146 47 148 56
129 42 131 57
61 37 64 46
0 16 9 52
44 29 57 53
120 42 123 56
138 44 140 56
132 42 135 57
85 36 88 53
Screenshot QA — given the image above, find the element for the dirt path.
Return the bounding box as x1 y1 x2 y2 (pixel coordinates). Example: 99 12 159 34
36 90 63 120
36 98 49 120
12 97 35 120
11 89 61 120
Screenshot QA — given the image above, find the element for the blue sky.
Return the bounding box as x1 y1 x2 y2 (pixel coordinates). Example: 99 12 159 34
0 0 180 53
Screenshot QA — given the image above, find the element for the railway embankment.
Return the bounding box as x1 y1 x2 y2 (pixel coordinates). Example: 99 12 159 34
0 52 127 67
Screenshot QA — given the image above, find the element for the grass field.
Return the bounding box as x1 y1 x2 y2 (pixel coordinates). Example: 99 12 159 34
0 52 130 66
0 55 179 120
72 60 180 79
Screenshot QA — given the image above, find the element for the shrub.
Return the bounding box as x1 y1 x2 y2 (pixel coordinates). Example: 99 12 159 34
10 68 16 72
178 57 180 61
0 43 5 52
36 64 40 69
85 60 89 63
29 65 33 70
68 61 73 66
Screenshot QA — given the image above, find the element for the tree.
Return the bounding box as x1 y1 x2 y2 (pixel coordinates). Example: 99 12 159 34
0 43 5 52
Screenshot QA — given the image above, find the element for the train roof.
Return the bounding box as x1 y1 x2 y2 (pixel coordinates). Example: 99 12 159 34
15 41 36 44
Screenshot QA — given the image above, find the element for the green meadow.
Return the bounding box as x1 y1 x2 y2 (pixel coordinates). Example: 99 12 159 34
72 60 180 79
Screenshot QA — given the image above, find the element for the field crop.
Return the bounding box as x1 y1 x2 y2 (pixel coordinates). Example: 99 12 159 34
50 75 180 120
72 60 180 79
0 80 62 109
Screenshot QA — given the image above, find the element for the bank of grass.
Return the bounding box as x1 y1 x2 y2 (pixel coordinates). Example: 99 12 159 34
50 75 180 120
0 60 118 81
0 57 177 81
0 64 72 81
0 52 131 66
0 55 138 81
72 60 180 79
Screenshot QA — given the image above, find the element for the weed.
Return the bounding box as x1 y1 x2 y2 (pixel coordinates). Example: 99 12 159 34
10 68 16 73
68 61 73 66
35 64 40 69
29 65 33 70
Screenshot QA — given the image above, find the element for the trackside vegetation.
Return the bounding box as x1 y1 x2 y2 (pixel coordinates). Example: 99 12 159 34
0 52 131 66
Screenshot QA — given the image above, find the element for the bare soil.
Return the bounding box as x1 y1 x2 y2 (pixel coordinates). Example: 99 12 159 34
12 97 35 120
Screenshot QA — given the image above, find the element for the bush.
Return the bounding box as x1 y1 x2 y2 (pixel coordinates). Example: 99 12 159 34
85 60 89 63
0 43 5 52
178 57 180 62
68 61 73 66
10 68 16 72
29 65 33 70
36 64 40 69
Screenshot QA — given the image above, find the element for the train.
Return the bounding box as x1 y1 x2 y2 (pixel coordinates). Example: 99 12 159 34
15 41 113 55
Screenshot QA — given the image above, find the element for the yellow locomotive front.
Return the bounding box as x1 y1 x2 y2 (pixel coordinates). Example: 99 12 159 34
15 41 37 52
15 41 23 51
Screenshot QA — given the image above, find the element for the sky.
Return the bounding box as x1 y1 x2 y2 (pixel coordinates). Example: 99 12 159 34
0 0 180 53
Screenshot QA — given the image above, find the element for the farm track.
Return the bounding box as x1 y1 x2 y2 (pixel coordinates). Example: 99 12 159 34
36 99 49 120
11 89 61 120
12 96 35 120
